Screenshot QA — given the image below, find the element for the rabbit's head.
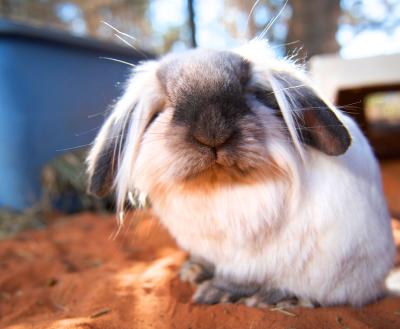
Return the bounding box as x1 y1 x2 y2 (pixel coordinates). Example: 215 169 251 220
86 41 351 212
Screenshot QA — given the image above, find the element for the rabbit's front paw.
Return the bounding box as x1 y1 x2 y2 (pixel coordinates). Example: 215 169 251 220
244 289 317 308
193 279 260 305
180 258 214 285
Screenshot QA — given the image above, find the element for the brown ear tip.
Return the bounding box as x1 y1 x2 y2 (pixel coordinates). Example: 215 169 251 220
87 177 112 198
338 126 352 154
326 130 352 156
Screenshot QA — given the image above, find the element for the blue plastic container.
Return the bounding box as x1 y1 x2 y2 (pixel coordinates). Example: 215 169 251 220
0 20 149 210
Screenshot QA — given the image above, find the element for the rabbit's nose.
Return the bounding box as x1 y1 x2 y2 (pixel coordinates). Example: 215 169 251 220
192 128 233 148
191 106 234 148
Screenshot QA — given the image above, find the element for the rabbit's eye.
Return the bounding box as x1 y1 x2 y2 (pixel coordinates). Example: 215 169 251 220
251 89 283 119
253 89 280 110
146 111 161 130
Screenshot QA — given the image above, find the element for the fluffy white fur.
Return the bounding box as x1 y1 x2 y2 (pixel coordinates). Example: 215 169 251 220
87 41 395 306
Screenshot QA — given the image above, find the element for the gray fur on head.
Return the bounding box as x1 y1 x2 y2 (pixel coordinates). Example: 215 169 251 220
87 41 352 203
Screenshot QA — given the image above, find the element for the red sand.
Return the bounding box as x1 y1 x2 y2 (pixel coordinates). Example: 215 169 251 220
1 161 400 329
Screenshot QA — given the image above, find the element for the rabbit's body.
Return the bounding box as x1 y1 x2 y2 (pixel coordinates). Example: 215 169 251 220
87 41 395 307
135 111 394 306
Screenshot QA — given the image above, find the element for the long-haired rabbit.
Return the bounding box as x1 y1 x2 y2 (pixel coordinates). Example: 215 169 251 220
86 40 395 307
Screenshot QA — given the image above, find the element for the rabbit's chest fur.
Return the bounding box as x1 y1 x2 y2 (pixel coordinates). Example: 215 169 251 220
154 180 286 249
150 177 308 281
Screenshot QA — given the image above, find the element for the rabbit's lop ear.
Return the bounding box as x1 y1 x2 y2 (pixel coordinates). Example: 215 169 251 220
267 71 352 156
86 107 132 197
86 61 162 198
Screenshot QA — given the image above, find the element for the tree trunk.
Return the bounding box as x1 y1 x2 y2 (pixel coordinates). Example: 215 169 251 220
188 0 197 48
287 0 340 60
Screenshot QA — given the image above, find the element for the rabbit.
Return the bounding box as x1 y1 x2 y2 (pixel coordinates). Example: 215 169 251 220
86 40 395 307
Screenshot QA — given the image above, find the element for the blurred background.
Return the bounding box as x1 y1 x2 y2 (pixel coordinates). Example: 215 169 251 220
0 0 399 237
2 0 400 57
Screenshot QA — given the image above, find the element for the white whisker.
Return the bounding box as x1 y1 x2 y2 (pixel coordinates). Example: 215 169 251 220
267 84 308 95
271 40 301 49
257 0 289 40
102 21 137 41
56 142 93 152
100 56 136 67
75 126 102 137
245 0 261 37
114 33 137 50
88 110 111 119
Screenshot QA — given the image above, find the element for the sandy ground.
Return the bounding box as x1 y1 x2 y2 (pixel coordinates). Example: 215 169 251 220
0 160 400 329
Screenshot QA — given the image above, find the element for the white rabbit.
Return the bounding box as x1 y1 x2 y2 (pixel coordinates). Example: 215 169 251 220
87 40 395 307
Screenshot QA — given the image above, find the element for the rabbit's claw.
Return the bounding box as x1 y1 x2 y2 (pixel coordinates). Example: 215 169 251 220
193 279 260 305
191 277 317 308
